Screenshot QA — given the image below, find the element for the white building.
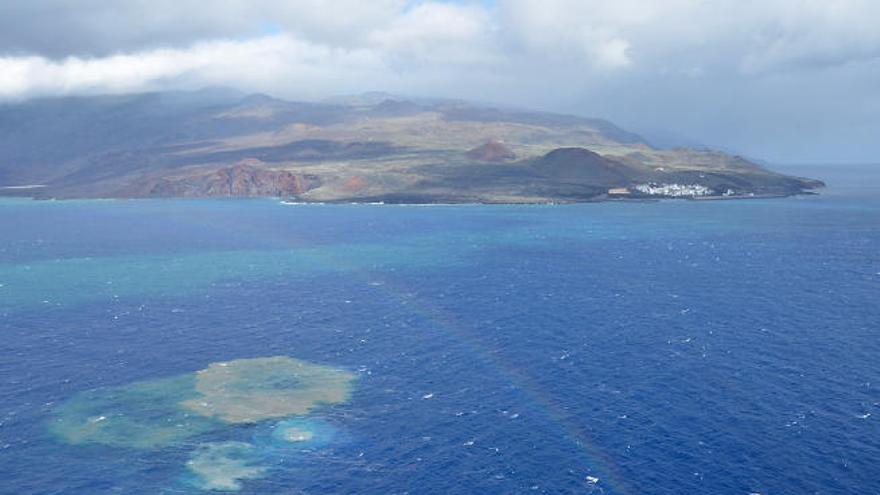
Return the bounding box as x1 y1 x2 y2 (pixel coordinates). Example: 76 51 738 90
633 183 714 197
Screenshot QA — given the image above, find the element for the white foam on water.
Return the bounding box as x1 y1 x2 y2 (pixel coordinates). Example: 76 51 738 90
280 426 314 443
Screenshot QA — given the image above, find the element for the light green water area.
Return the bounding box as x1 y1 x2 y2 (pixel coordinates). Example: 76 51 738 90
186 442 267 491
49 356 356 490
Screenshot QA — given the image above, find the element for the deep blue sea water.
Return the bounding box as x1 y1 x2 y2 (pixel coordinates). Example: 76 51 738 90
1 165 878 494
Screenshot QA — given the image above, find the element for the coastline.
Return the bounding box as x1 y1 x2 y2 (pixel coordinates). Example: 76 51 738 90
0 188 821 205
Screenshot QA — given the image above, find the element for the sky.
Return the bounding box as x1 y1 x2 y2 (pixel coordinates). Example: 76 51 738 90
0 0 878 163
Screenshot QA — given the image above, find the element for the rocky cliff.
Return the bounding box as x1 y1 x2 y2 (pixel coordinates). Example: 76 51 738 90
135 161 320 198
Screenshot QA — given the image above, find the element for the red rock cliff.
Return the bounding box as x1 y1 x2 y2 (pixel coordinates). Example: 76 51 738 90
147 162 320 197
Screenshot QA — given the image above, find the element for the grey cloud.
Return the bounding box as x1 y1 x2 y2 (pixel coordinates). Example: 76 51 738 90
0 0 406 58
0 1 256 58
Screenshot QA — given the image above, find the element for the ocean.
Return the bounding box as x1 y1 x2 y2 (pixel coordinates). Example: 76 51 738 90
1 164 878 494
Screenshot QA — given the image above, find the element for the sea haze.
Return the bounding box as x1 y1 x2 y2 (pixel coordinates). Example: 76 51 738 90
0 165 878 494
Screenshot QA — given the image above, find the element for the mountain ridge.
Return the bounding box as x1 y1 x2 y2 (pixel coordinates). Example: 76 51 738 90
0 90 823 202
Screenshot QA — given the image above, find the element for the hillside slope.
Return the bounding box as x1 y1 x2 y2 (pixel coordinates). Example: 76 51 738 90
0 90 822 202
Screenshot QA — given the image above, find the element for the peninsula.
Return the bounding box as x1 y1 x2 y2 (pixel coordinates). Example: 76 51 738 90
0 90 823 203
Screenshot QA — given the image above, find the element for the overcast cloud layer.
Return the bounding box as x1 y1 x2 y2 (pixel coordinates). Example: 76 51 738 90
1 0 878 163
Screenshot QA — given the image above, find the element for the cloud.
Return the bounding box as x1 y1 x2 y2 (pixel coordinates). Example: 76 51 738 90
0 35 387 100
0 0 878 162
2 1 878 74
498 0 880 74
369 3 496 66
736 1 880 73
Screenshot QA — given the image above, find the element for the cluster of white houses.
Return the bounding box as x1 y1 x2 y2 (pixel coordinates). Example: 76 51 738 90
633 183 714 197
608 183 727 198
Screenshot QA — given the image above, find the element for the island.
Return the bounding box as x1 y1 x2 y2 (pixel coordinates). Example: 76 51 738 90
0 89 823 203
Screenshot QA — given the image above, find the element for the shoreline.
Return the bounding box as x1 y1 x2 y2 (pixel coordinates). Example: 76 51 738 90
0 189 821 205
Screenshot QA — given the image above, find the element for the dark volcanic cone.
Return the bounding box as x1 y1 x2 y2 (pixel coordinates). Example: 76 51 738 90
530 147 646 187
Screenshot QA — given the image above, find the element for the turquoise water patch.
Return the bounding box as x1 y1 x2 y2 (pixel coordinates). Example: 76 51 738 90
48 373 220 449
0 239 461 313
49 356 356 491
5 198 848 314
